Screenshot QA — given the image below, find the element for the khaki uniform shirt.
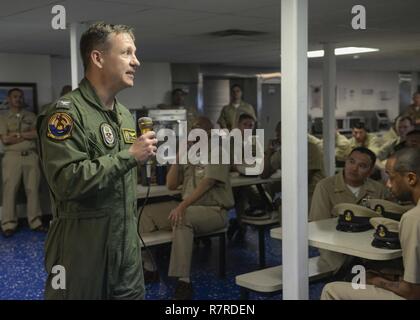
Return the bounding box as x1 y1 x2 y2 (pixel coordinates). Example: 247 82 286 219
269 136 325 195
309 171 387 221
308 134 322 146
180 161 234 209
402 105 420 124
0 109 37 152
335 132 351 162
399 200 420 284
232 135 264 176
308 138 326 196
348 133 381 155
217 101 256 130
310 132 351 162
377 137 403 161
381 127 398 145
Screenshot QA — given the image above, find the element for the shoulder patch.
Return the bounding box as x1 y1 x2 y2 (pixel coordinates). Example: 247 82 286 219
122 128 137 144
47 112 73 140
56 99 72 110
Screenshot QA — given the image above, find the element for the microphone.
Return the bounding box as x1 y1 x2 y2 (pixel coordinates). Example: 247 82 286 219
138 117 154 180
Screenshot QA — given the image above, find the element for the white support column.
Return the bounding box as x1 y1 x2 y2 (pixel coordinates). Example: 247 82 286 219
281 0 309 300
322 43 336 177
70 23 87 89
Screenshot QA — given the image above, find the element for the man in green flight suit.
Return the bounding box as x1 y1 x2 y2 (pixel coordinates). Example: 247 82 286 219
36 23 157 299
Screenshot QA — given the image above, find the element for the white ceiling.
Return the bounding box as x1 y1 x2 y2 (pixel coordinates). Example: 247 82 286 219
0 0 420 71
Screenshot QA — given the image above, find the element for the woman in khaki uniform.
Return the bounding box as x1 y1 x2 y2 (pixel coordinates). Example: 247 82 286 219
139 117 234 300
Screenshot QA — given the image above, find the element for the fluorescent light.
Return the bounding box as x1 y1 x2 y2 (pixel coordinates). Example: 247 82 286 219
258 72 281 79
307 50 325 58
307 47 379 58
335 47 379 55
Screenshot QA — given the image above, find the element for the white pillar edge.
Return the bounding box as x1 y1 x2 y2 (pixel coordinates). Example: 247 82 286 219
322 43 336 177
281 0 309 300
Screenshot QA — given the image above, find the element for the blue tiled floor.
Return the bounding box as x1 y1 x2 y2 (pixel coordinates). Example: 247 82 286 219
0 214 327 300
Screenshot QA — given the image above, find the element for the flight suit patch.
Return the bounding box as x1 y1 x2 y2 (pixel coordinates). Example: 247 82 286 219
100 123 116 148
47 112 73 140
122 128 137 144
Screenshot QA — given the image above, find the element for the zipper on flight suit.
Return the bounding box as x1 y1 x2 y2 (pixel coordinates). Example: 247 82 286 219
105 109 128 273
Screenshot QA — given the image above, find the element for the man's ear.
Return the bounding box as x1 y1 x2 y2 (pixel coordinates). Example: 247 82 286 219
406 172 417 187
90 50 104 69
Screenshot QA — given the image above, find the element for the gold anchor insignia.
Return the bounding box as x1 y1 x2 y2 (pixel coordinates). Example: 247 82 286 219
379 226 386 238
344 211 352 222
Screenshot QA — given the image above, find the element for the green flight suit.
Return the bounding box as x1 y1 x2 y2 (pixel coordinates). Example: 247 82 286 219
37 78 144 300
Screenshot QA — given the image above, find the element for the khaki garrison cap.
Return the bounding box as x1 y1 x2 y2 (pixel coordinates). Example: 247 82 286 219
334 203 381 232
370 217 401 250
369 199 414 221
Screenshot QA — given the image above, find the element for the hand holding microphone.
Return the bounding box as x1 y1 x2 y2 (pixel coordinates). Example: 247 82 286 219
128 117 157 164
137 117 156 181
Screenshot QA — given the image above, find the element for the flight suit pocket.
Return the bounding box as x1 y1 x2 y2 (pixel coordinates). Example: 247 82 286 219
87 134 106 158
46 212 112 299
44 219 63 273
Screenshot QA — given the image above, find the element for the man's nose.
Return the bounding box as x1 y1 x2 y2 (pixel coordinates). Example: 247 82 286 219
132 56 140 68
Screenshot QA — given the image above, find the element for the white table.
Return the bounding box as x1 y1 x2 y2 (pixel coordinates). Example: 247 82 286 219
137 175 281 199
270 218 402 261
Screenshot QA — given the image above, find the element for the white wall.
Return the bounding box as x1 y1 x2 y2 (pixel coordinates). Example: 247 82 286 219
0 53 52 109
308 68 399 121
51 57 71 101
118 62 172 109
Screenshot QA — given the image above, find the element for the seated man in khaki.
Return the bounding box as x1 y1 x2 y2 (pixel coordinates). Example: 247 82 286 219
262 121 325 207
139 116 234 300
322 147 420 300
377 116 414 164
310 147 387 272
229 112 265 240
347 122 381 156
